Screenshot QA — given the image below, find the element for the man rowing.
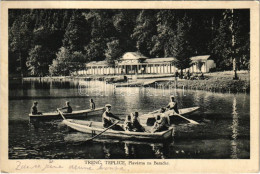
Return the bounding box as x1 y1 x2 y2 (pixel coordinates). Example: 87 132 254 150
166 96 179 114
31 101 42 115
57 101 73 113
102 104 124 131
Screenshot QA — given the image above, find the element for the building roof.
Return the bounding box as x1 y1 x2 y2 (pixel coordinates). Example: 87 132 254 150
86 60 108 67
145 57 176 63
190 55 211 62
121 52 147 60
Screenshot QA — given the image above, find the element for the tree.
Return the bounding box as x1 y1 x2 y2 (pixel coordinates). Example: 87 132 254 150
9 14 34 77
26 45 53 76
105 40 124 66
84 38 107 62
212 10 250 77
112 10 138 52
49 47 71 76
131 10 158 57
172 16 193 75
63 10 90 52
49 47 87 76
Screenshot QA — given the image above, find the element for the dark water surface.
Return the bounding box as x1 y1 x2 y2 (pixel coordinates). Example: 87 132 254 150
9 79 250 159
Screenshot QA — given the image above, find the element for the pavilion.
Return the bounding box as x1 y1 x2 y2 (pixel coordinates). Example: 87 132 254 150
77 52 216 75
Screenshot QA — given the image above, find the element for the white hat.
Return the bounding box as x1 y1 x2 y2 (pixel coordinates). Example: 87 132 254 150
105 104 112 107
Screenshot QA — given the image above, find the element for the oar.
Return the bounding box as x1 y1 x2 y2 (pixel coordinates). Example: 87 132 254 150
174 113 199 124
57 109 66 120
86 120 121 142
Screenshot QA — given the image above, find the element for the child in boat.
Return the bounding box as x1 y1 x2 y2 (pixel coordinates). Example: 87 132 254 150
31 101 42 115
131 112 145 132
124 115 133 131
151 115 169 133
89 99 95 110
58 101 73 113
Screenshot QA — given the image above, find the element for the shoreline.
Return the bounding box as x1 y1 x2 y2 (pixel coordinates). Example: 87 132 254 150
17 71 250 94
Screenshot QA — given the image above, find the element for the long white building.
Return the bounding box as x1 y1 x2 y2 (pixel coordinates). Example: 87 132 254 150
77 52 216 75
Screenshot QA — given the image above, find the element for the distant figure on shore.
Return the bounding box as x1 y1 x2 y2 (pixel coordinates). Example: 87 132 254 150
102 104 124 131
187 70 191 79
31 101 42 115
58 101 73 113
200 72 204 79
166 96 179 114
131 112 145 132
175 70 179 81
89 99 95 110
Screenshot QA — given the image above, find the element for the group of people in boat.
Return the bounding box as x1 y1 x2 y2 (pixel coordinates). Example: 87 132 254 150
101 95 178 133
31 96 178 133
31 99 96 115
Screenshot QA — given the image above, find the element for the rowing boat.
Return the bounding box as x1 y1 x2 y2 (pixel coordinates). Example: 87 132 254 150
62 119 174 140
140 106 199 125
29 107 104 119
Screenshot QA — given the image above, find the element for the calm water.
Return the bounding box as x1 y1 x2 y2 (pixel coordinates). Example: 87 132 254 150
9 79 250 159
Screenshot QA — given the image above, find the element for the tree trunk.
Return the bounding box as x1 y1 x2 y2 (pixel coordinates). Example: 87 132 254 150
230 9 238 80
233 58 238 80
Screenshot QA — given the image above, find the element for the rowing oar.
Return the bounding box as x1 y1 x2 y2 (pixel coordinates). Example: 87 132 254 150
174 113 199 124
57 109 66 120
86 120 121 142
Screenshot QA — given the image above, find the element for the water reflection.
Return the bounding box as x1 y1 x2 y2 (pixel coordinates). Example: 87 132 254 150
230 96 238 159
151 143 166 159
103 143 112 159
124 143 137 158
9 79 250 159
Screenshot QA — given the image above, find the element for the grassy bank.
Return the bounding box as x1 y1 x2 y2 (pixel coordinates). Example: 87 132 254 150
154 71 250 93
155 78 250 93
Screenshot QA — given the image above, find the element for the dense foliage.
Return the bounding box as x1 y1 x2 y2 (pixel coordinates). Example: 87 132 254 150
8 9 250 77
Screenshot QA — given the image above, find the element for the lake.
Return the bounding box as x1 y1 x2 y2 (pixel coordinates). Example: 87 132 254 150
9 79 250 159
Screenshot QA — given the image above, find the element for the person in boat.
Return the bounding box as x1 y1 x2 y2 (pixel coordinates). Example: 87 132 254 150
124 115 133 131
151 114 169 133
160 107 170 126
166 96 179 114
102 104 124 131
131 112 145 132
58 101 73 113
89 98 95 110
31 101 42 115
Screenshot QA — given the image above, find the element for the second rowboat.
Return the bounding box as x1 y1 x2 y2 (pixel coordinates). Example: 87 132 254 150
29 107 104 120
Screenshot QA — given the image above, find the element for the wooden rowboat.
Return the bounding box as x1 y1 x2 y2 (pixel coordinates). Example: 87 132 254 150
29 107 104 120
62 119 174 140
140 106 199 125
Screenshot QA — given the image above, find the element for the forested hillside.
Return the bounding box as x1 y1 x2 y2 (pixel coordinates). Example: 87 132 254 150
9 9 250 76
